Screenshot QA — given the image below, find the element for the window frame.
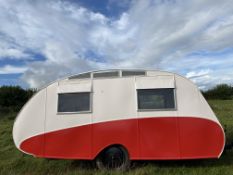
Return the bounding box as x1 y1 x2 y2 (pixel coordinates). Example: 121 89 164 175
121 70 146 77
93 71 119 79
57 91 92 114
137 88 177 112
68 72 91 80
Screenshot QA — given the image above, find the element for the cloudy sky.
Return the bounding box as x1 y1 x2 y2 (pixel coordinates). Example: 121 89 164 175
0 0 233 89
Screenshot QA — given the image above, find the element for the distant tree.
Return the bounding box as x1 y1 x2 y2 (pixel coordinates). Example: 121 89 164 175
0 86 36 112
203 84 233 100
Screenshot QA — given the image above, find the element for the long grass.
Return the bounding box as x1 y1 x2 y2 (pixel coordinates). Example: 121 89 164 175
0 100 233 175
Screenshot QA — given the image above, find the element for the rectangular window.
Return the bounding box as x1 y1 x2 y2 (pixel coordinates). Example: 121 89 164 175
93 71 119 78
69 73 91 79
137 88 175 110
122 70 145 77
58 92 90 113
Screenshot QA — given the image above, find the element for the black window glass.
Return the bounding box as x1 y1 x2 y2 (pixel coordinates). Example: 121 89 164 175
93 71 119 78
122 70 145 76
69 73 91 79
138 88 175 110
58 92 90 112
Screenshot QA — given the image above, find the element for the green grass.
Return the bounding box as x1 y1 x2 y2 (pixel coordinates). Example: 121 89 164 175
0 100 233 175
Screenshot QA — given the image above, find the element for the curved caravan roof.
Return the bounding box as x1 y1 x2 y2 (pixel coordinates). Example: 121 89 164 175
50 69 194 89
61 69 186 83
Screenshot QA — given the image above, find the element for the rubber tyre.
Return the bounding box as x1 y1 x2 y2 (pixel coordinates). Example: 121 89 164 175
96 146 130 171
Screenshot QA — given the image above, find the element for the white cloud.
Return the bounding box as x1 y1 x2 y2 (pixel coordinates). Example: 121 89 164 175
0 47 28 59
0 65 28 74
0 0 232 88
0 35 30 59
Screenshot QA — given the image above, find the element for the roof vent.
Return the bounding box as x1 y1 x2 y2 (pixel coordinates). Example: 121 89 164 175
93 71 119 78
122 70 145 77
69 73 91 79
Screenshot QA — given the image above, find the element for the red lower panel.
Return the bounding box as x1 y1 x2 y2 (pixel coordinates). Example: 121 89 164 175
179 117 224 159
44 124 92 159
92 119 139 159
139 117 179 159
20 133 44 157
20 117 224 160
20 124 92 159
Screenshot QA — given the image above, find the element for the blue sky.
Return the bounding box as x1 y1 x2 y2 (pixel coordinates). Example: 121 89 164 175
0 0 233 89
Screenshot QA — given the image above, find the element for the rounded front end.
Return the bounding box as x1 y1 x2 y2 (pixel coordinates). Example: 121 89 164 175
13 89 46 156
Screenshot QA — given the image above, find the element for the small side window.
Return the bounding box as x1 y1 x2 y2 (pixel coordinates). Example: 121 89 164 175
58 92 90 113
93 71 119 78
69 73 91 79
137 88 175 110
122 70 145 77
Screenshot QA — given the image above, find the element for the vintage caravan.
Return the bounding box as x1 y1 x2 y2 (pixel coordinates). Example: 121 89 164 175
13 69 225 170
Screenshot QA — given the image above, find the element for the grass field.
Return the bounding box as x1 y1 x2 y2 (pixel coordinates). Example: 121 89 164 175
0 100 233 175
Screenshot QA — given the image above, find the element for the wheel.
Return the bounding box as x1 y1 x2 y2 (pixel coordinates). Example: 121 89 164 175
96 146 130 171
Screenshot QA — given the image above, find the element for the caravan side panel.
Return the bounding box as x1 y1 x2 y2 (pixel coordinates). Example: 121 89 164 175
92 77 139 159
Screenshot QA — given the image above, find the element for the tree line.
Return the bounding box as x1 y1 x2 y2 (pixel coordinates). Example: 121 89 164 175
0 86 36 113
202 84 233 100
